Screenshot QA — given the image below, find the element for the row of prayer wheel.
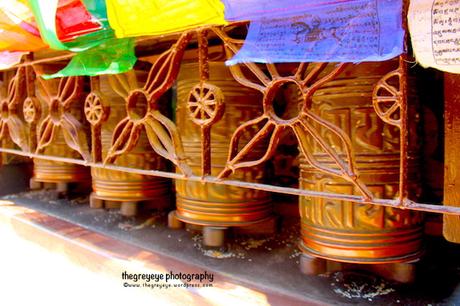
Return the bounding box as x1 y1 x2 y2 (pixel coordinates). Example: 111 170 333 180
26 58 423 278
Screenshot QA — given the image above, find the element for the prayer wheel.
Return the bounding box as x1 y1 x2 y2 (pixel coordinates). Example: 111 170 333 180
299 62 423 265
88 73 171 216
30 76 90 193
173 61 273 246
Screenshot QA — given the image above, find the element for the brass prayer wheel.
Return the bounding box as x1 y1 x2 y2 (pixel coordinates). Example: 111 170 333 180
88 73 171 215
299 62 423 264
31 75 90 193
174 61 272 230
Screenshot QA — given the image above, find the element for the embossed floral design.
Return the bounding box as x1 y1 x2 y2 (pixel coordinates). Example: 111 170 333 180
104 33 192 175
212 28 372 199
35 75 90 161
0 67 29 152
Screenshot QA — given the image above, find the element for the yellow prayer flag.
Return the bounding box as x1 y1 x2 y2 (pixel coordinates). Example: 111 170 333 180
106 0 227 38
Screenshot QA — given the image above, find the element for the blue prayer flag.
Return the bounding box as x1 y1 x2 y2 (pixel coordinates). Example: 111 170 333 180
224 0 404 65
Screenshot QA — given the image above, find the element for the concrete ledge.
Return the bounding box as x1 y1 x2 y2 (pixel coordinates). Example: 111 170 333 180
0 200 318 305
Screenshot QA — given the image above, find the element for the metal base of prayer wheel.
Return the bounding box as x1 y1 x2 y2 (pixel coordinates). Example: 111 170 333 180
168 210 278 247
90 161 171 217
30 144 91 195
30 177 87 195
31 157 90 185
172 60 273 246
299 222 423 264
298 62 423 265
299 254 417 284
89 193 170 217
